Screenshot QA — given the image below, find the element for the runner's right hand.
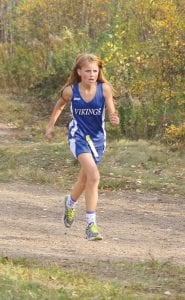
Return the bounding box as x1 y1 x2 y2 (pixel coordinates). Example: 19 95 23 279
45 128 54 141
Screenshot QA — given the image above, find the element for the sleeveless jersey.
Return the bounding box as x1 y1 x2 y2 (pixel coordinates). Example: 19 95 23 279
68 83 106 147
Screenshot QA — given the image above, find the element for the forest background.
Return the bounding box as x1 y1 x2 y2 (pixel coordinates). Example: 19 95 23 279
0 0 185 144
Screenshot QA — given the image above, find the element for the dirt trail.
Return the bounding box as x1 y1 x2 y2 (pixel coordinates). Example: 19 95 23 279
0 123 185 273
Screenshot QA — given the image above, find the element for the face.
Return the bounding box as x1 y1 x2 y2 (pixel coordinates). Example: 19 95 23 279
77 62 99 84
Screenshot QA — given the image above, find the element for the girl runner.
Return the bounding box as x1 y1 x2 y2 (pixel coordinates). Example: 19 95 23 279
45 53 119 240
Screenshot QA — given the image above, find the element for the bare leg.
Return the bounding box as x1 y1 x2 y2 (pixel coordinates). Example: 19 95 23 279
70 168 87 200
77 153 100 211
68 153 102 240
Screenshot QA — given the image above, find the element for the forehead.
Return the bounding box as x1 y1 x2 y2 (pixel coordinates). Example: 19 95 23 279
81 61 99 69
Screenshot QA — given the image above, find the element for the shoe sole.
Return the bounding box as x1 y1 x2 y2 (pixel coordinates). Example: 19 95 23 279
64 220 72 228
86 235 103 241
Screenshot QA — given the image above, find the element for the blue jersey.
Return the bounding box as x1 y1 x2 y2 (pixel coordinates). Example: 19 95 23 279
68 83 106 147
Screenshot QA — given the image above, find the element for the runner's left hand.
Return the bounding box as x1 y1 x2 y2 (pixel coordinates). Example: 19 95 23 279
109 112 120 125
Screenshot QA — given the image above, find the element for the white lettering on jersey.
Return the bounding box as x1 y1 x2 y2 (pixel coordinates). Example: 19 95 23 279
74 108 102 115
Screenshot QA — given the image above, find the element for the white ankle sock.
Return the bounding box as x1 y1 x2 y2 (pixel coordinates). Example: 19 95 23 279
66 195 77 208
86 211 96 225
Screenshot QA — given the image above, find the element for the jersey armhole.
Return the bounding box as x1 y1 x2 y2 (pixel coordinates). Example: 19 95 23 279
100 82 105 101
71 83 80 99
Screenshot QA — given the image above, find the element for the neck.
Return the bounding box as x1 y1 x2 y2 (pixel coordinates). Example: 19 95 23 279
79 82 97 90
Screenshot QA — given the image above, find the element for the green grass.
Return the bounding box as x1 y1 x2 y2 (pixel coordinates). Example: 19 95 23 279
0 93 33 127
0 138 184 195
0 141 77 188
0 93 185 196
100 139 185 195
0 256 185 300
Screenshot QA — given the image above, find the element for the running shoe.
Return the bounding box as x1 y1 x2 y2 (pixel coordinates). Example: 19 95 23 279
64 196 75 228
86 222 103 241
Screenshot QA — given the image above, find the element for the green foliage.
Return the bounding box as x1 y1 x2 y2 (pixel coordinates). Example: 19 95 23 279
0 0 184 140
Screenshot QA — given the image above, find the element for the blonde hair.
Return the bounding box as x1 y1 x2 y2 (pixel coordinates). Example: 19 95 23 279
61 53 113 96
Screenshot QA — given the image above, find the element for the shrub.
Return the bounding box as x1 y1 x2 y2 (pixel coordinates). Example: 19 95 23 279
163 123 185 148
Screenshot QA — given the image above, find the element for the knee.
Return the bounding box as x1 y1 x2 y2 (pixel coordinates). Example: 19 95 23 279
87 170 100 185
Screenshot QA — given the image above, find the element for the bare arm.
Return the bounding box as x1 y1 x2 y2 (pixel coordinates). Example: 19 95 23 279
103 83 119 125
45 86 72 140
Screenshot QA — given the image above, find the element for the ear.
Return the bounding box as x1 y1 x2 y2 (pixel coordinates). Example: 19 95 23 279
77 68 81 77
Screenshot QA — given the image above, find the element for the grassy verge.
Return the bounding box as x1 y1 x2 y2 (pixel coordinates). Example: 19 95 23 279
100 139 185 195
0 136 184 196
0 256 185 300
0 93 34 127
0 92 185 196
